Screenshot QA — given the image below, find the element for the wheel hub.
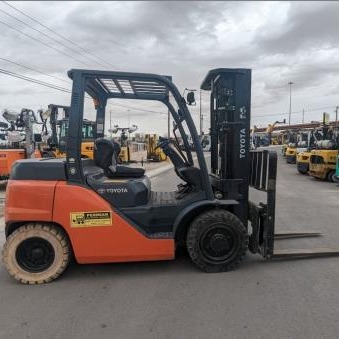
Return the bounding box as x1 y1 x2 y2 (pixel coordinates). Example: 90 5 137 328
16 237 55 273
200 225 238 262
31 248 44 259
209 233 230 253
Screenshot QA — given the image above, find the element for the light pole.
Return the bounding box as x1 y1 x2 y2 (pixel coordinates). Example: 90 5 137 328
288 81 293 125
302 108 305 124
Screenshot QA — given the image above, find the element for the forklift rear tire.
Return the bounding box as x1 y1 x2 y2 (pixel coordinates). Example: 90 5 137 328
327 171 337 183
2 224 71 284
186 210 248 273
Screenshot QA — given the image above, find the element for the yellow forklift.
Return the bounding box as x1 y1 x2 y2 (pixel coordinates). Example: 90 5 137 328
285 130 311 164
285 144 297 163
309 143 338 182
296 128 322 174
281 130 295 157
309 126 338 182
284 130 299 163
111 125 147 163
145 134 167 161
40 104 95 159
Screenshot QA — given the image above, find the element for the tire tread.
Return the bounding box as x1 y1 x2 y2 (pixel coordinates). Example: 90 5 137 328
186 210 248 273
2 223 70 284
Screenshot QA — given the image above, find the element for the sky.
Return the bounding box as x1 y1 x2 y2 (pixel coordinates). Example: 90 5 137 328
0 1 339 135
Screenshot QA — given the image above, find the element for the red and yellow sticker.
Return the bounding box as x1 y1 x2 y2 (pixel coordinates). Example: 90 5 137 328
70 211 112 227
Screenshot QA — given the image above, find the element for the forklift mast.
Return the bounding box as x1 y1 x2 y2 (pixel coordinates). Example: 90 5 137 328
47 104 70 148
20 108 37 158
201 69 251 226
202 69 279 257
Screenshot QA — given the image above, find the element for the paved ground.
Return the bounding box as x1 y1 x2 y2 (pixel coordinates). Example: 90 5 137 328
0 148 339 339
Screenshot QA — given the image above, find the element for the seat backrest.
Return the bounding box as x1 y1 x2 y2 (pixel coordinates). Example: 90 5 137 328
94 138 121 174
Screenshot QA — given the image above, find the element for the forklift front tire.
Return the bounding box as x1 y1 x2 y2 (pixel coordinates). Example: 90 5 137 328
186 210 248 273
297 169 308 175
327 171 337 183
2 223 71 284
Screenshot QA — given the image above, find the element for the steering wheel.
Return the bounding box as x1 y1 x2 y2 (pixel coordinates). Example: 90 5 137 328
156 137 190 180
158 137 189 161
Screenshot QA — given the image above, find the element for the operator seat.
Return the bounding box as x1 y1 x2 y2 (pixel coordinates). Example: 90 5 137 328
94 138 145 178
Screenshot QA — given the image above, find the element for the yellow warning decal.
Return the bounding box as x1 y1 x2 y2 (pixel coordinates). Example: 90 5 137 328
70 211 112 227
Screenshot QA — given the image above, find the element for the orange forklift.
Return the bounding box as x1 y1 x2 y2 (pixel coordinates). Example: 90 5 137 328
3 68 339 284
0 108 41 179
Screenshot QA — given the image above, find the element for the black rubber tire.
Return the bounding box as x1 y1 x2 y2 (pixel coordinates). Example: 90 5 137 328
297 168 308 175
2 224 71 284
186 210 248 273
327 171 336 183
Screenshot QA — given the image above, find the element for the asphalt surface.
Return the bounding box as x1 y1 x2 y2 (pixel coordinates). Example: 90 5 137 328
1 148 339 339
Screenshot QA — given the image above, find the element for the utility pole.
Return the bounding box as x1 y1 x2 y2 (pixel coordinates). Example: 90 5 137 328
302 108 305 124
335 105 338 128
288 81 293 125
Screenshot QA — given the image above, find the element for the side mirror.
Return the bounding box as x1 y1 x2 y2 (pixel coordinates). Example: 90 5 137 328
186 91 196 106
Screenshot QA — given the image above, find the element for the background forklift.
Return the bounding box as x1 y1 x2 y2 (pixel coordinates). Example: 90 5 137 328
40 104 95 159
281 130 296 157
284 130 304 164
0 108 42 179
145 133 167 161
3 68 339 284
110 124 147 163
309 124 338 182
296 127 323 174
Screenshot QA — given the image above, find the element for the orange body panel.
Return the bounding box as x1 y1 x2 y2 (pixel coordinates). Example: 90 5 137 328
5 180 174 264
5 180 56 222
0 150 25 176
0 149 41 177
52 182 174 263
